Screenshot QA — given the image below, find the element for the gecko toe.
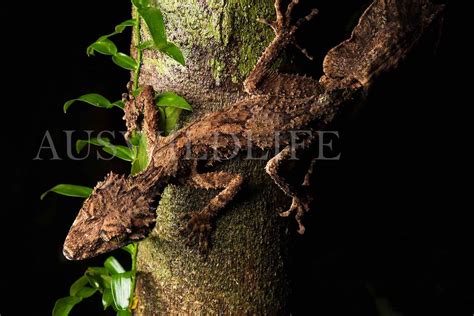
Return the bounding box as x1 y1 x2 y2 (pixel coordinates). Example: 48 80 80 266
281 197 311 234
180 211 214 253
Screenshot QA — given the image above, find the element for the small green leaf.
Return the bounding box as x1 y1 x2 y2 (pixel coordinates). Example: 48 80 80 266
112 53 138 70
75 287 97 299
155 93 192 135
102 288 114 310
117 310 133 316
64 93 112 113
130 133 149 175
41 184 92 200
76 137 111 154
122 244 137 256
52 296 82 316
112 100 125 109
136 40 154 50
103 146 135 162
132 87 142 97
158 107 183 136
115 19 136 33
128 132 141 147
139 7 167 45
87 38 118 56
156 92 192 111
160 42 185 66
104 256 126 275
86 267 112 290
69 276 89 297
132 0 150 9
111 272 132 310
76 138 134 162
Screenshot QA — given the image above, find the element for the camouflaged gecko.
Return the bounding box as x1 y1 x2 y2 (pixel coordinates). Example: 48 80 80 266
63 0 444 260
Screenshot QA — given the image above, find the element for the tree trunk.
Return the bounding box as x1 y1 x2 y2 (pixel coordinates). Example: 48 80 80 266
134 0 294 314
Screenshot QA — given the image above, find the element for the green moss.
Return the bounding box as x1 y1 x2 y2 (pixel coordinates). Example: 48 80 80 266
149 0 275 84
151 0 226 47
230 75 239 84
143 56 167 75
225 0 275 78
209 58 225 85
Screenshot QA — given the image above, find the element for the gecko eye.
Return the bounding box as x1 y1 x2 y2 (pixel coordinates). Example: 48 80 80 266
99 230 112 242
85 216 96 224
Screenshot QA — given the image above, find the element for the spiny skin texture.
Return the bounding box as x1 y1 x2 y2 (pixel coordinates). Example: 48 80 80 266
63 0 444 260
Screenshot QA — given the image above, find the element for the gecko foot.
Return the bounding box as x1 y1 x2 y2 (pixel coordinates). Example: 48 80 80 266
258 0 318 59
280 196 311 234
179 212 214 253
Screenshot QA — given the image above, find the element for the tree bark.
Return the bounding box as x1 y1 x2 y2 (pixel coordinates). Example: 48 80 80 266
134 0 294 314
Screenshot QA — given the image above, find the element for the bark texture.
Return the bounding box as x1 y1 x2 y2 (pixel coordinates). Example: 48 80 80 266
135 0 293 314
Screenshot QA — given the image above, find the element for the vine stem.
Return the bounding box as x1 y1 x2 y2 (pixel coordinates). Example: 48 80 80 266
133 7 143 92
130 243 139 306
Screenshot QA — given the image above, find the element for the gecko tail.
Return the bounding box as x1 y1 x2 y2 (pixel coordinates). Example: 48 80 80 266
323 0 445 88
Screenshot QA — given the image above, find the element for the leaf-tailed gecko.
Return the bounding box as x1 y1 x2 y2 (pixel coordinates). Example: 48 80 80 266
63 0 444 260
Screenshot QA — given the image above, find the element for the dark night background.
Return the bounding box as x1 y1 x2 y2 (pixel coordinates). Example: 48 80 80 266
2 0 471 315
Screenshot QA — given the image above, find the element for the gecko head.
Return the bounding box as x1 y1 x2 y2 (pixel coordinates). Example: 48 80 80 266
63 172 156 260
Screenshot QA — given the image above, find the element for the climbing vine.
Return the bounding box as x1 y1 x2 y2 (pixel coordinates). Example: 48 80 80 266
42 0 191 315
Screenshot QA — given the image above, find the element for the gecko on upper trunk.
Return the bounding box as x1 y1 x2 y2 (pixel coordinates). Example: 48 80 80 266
63 0 444 260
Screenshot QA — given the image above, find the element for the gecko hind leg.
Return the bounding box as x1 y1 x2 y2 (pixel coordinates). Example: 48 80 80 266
265 141 317 234
180 171 243 253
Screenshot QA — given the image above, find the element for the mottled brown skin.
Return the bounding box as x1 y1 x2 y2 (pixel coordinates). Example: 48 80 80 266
63 0 444 260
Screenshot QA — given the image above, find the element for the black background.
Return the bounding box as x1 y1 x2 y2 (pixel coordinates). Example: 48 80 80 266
2 0 471 315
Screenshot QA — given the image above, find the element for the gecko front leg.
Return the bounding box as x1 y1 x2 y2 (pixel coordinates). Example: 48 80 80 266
244 0 319 96
123 85 160 151
180 170 244 252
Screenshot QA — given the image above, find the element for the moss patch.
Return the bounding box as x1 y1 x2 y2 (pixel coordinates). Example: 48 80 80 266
150 0 276 84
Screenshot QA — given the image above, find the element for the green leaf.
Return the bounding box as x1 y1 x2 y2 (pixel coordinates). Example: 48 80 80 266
75 287 97 299
41 184 92 200
139 7 167 45
102 288 114 310
130 133 149 175
64 93 113 113
111 272 132 310
160 42 185 66
158 107 183 136
103 146 135 162
52 296 82 316
128 132 141 147
76 138 134 162
132 87 142 97
156 92 192 111
69 276 89 297
104 256 126 275
76 137 111 154
87 38 118 56
155 91 194 135
117 310 132 316
112 100 125 109
122 244 137 256
115 19 137 33
86 267 112 290
87 20 135 56
136 40 154 50
112 53 138 70
131 0 150 9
